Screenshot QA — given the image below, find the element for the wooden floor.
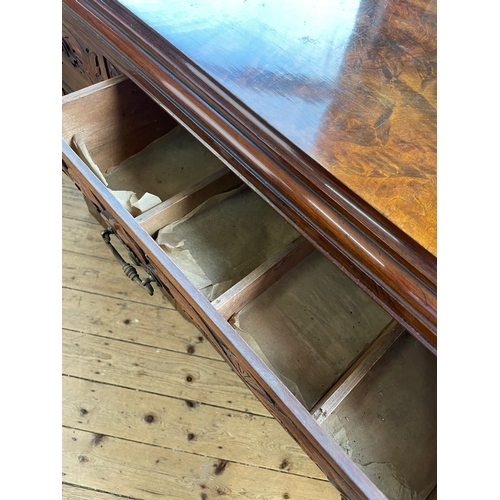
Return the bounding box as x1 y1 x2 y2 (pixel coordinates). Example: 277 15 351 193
62 172 340 500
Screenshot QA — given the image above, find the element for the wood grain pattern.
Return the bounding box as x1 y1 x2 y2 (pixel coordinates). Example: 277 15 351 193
314 0 437 256
63 427 337 499
62 287 220 359
63 376 326 479
63 250 159 303
62 1 437 350
63 327 267 416
62 2 438 493
62 75 178 171
115 0 436 255
62 484 119 500
63 183 102 222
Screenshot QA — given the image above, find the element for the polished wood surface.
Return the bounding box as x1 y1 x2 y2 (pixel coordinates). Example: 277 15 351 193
120 0 436 257
62 0 437 351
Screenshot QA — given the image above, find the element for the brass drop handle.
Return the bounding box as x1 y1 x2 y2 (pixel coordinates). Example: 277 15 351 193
101 228 155 296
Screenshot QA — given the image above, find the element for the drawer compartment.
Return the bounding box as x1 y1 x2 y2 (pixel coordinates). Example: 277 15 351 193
320 332 437 500
62 75 300 304
226 250 392 410
62 75 230 217
154 185 300 300
102 126 228 214
214 243 436 499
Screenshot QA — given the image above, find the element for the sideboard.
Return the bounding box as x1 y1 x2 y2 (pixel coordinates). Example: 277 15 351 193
62 1 437 498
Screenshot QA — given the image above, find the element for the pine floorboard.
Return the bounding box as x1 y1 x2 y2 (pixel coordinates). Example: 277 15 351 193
62 172 340 499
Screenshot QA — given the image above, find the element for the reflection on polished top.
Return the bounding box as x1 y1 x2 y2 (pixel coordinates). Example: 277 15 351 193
119 0 437 256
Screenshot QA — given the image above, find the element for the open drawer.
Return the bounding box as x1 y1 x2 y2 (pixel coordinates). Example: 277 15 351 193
62 75 436 500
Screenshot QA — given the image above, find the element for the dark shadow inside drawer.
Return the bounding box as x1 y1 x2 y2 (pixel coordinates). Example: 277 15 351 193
155 185 300 301
320 332 437 500
227 250 392 410
63 77 176 170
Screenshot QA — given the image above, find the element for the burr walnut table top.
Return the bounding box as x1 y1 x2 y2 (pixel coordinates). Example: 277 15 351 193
119 0 437 257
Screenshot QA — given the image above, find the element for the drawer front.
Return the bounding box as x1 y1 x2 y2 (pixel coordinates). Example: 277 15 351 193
62 76 436 500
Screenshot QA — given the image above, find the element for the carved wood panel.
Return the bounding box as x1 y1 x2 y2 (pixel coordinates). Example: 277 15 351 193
62 21 121 93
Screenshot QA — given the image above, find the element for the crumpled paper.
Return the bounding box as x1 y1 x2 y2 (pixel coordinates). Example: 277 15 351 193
71 125 227 217
71 134 162 215
108 189 162 216
72 133 108 186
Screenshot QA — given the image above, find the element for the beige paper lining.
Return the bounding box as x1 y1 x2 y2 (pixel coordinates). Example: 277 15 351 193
72 133 108 186
231 251 391 409
157 186 300 301
71 126 227 216
104 126 226 200
321 333 437 500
